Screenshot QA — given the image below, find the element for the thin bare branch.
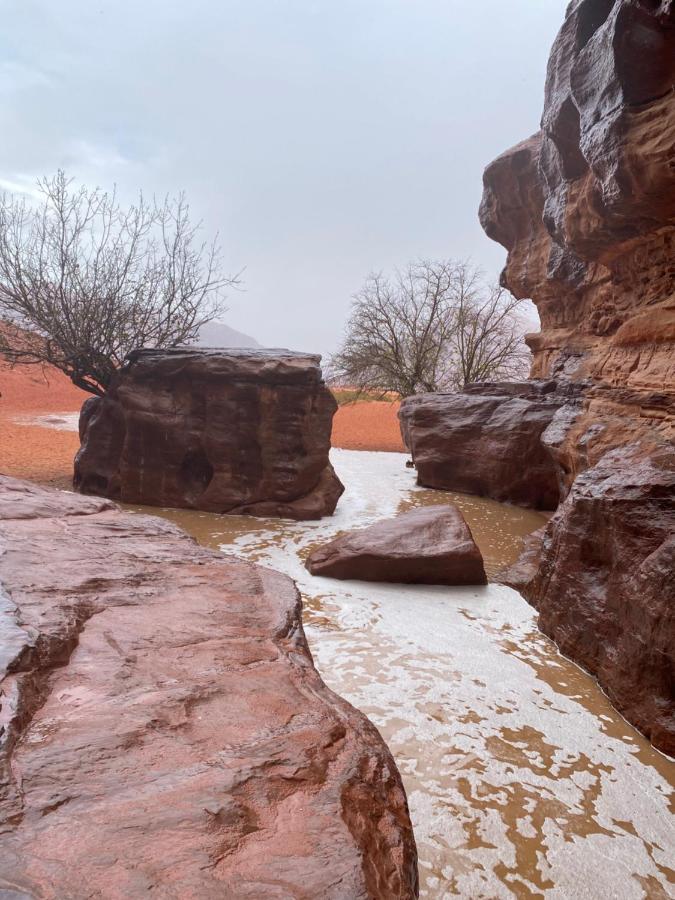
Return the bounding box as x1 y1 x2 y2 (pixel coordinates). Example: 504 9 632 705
0 171 238 396
330 259 531 397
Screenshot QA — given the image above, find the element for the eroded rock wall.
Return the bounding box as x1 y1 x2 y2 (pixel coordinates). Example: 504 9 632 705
507 444 675 756
479 0 675 753
401 1 674 751
422 0 675 499
74 347 344 519
479 0 675 452
0 475 418 898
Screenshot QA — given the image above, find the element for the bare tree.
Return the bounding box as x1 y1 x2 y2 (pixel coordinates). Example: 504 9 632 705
329 260 458 398
0 171 236 396
330 260 530 398
450 264 530 389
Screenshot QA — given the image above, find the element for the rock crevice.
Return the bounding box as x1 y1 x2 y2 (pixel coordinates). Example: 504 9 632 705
0 475 418 897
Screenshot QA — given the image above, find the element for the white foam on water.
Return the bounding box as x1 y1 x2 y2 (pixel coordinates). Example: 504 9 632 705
12 412 80 431
129 449 675 898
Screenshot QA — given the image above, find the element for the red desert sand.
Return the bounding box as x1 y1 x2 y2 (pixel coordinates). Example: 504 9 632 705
0 364 406 489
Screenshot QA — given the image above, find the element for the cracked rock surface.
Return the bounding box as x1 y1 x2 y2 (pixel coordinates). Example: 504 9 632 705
0 475 417 898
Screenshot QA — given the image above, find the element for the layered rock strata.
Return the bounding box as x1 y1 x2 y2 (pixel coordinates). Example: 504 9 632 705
306 505 487 585
401 1 674 751
478 0 675 456
74 348 344 520
0 475 418 898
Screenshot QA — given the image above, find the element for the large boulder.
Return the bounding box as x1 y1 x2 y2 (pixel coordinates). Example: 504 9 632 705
74 348 344 520
506 444 675 757
399 381 584 510
305 505 487 585
0 475 418 898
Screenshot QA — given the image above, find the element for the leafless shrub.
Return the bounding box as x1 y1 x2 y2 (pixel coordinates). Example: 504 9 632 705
0 171 236 396
329 260 530 397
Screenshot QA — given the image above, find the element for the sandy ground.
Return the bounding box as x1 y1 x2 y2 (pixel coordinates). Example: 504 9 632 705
0 365 85 488
0 364 406 488
332 400 405 453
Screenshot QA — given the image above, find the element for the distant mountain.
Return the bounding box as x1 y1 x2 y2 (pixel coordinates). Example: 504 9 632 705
195 321 260 349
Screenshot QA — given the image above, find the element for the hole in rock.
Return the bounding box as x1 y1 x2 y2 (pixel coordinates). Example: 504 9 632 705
576 0 615 50
179 447 215 499
81 474 109 494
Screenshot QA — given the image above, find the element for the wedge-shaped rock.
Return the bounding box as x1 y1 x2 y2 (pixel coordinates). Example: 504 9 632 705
306 505 487 585
0 475 418 899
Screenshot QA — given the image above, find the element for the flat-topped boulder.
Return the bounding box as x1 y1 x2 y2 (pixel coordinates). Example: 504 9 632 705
74 347 344 520
399 381 585 510
306 505 487 585
0 475 418 898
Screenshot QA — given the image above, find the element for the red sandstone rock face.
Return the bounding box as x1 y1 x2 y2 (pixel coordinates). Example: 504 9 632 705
512 445 675 757
306 505 487 585
476 0 675 754
398 381 585 509
498 527 546 596
0 475 418 897
479 0 675 447
74 348 344 520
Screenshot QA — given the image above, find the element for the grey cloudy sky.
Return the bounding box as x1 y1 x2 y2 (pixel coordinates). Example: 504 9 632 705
1 0 568 358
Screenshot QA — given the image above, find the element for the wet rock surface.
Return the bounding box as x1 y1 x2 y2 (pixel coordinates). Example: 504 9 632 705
479 0 675 753
403 1 675 751
74 347 344 520
399 381 583 509
305 504 487 585
497 526 546 596
0 475 418 898
478 0 675 450
514 444 675 757
148 449 675 898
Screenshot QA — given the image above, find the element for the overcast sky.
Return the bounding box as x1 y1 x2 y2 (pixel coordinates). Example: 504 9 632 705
1 0 568 358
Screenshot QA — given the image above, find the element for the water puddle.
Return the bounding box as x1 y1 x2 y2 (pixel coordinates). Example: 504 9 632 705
11 412 80 431
126 449 674 899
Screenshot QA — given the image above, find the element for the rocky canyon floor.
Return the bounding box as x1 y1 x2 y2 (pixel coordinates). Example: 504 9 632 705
126 449 674 900
1 376 674 897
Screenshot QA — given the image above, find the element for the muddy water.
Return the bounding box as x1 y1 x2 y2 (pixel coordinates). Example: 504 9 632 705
12 412 80 431
127 449 675 899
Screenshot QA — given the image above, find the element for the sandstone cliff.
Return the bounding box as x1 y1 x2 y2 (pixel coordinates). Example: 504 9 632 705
0 475 418 897
74 347 344 519
520 443 675 756
401 0 674 752
479 0 675 466
482 0 675 753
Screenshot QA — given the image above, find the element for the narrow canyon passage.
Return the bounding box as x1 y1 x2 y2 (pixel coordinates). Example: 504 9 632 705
130 449 674 899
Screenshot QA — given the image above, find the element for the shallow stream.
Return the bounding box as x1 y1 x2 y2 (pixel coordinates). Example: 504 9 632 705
129 449 674 899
